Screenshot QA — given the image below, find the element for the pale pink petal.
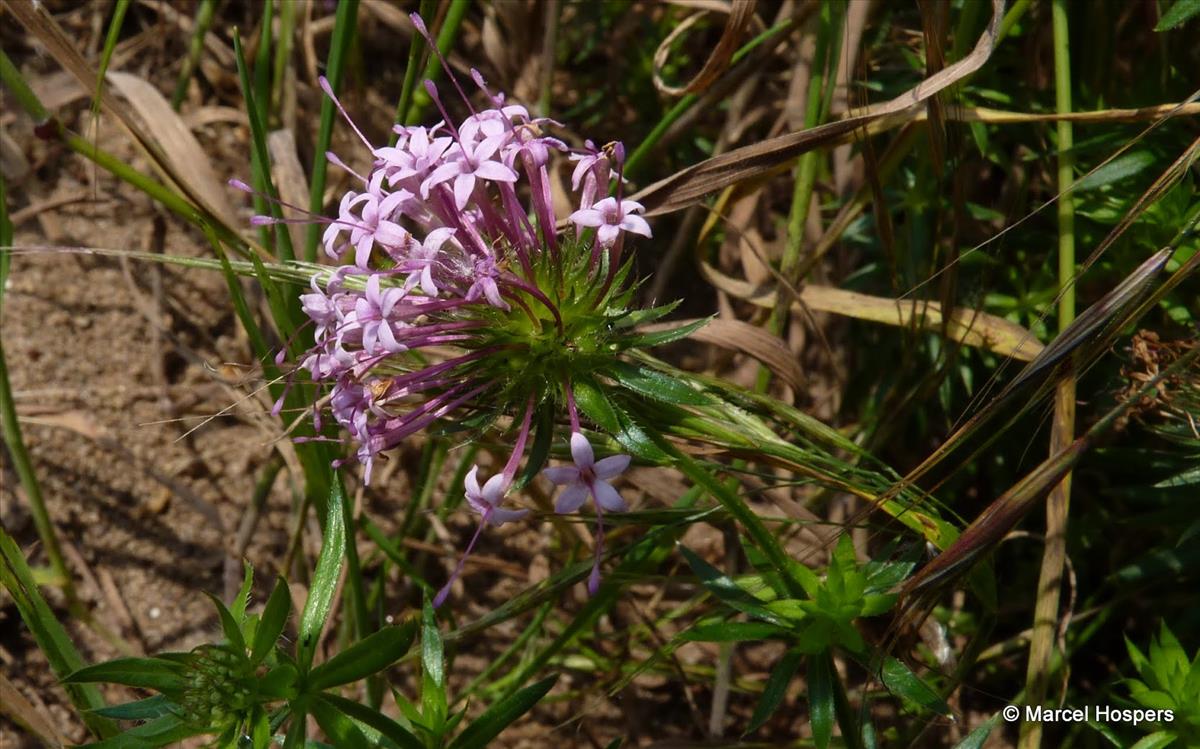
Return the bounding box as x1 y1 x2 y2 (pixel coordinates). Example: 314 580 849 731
593 454 631 480
568 207 604 228
473 160 518 183
569 432 594 469
375 222 409 249
488 507 528 526
592 480 628 512
542 466 580 485
354 235 374 267
481 474 508 506
464 465 481 497
619 214 652 238
421 162 461 198
453 173 476 210
555 483 588 514
596 224 621 247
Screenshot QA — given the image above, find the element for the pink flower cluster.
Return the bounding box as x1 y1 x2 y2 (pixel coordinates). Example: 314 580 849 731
243 19 654 602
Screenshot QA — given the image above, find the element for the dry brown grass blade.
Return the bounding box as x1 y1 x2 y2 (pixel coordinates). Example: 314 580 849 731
0 672 65 749
698 257 1044 361
105 72 238 228
895 341 1200 620
8 1 240 234
652 0 758 97
631 0 1005 216
640 317 806 391
896 101 1200 129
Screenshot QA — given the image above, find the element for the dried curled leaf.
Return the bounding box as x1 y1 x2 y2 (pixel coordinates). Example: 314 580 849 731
638 318 805 392
631 0 1006 216
652 0 759 97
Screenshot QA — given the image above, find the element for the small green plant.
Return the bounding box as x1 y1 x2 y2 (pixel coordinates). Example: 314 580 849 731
1113 623 1200 748
61 495 554 748
678 534 946 747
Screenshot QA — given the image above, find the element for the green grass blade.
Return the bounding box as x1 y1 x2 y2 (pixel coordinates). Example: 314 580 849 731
271 0 297 117
448 675 558 749
392 0 437 138
0 170 73 597
233 30 294 261
303 0 360 262
405 0 470 125
0 529 117 739
253 1 274 131
170 0 218 109
92 0 130 116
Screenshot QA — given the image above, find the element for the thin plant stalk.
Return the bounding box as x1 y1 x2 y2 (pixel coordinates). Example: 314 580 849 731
404 0 470 124
538 0 560 118
1020 2 1076 746
272 0 297 122
758 2 844 393
391 0 437 140
303 0 360 262
171 0 218 108
0 172 73 597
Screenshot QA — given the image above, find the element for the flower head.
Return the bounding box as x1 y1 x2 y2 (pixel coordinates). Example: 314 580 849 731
239 13 662 606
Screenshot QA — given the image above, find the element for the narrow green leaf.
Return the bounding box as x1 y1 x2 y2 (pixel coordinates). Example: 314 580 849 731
619 318 709 349
747 649 802 733
310 696 371 749
613 406 674 463
91 695 174 721
230 562 254 624
205 592 248 654
318 693 425 749
1154 464 1200 488
573 378 620 433
1128 732 1180 749
298 481 348 672
251 576 293 665
681 621 789 642
677 545 789 627
420 600 449 733
606 361 714 405
65 658 187 693
448 676 558 749
1156 0 1200 30
170 0 217 108
309 622 417 691
880 657 951 716
1075 151 1156 191
422 600 445 690
950 714 1000 749
808 653 835 749
612 300 682 329
250 706 272 749
516 405 554 491
77 713 200 748
93 0 130 112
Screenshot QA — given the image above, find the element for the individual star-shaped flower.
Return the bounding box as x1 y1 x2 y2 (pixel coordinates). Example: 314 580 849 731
543 432 631 514
464 465 528 526
567 197 651 248
433 465 528 608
